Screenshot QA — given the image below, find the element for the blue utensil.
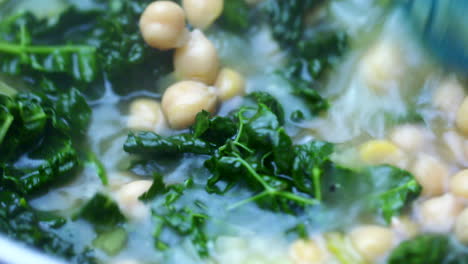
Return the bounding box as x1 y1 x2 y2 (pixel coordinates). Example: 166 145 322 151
405 0 468 72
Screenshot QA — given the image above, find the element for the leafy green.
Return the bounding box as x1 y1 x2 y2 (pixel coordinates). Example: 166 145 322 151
126 93 420 221
0 0 172 95
325 233 366 264
0 11 98 83
247 92 285 125
0 191 96 264
323 165 421 224
388 234 468 264
0 89 90 195
74 194 127 256
364 166 421 223
92 228 128 256
263 0 323 47
85 152 108 185
261 0 349 116
139 173 166 201
192 111 238 146
126 94 322 213
0 28 96 258
73 193 125 228
217 0 250 32
124 132 216 156
153 205 209 257
141 178 210 257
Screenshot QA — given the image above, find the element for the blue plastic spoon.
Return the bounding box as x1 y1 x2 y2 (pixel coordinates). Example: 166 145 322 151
405 0 468 72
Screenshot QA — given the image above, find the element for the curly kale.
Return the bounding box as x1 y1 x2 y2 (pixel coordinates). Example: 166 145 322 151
388 234 468 264
125 92 421 220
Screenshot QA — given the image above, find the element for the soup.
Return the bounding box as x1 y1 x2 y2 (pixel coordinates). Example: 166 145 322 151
0 0 467 264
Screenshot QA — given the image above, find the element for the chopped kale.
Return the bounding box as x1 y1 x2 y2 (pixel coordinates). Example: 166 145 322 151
217 0 250 32
92 228 128 256
126 93 421 219
0 191 96 264
0 89 90 195
323 165 421 224
141 178 210 257
73 193 126 228
263 0 323 47
0 0 172 95
388 234 468 264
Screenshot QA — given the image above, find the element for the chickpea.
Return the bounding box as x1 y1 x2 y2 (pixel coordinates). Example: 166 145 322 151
455 208 468 244
450 170 468 198
174 30 220 84
410 154 448 196
289 239 325 264
433 77 465 118
443 131 466 164
139 1 189 50
127 98 165 132
215 68 246 101
115 180 153 220
359 140 404 166
182 0 223 29
162 80 218 129
359 40 402 93
456 96 468 135
391 216 420 239
418 194 462 233
390 125 426 152
349 225 394 262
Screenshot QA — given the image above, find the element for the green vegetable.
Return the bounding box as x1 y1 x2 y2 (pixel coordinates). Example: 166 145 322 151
0 191 96 264
142 178 210 257
388 234 468 264
124 132 216 156
365 166 421 223
0 0 172 95
0 11 98 83
153 206 209 257
126 94 323 214
74 194 127 256
85 152 108 186
92 228 128 256
325 233 366 264
217 0 250 32
0 89 90 195
126 93 420 221
264 0 323 47
323 165 421 224
73 193 126 228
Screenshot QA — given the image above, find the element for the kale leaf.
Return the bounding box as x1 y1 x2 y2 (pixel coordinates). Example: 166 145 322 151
73 193 128 256
0 0 172 95
0 70 94 261
125 93 421 219
0 191 96 264
388 234 468 264
73 193 126 228
262 0 348 116
364 166 421 223
141 178 210 257
323 165 421 224
124 132 216 156
217 0 250 32
0 89 90 195
263 0 323 47
125 93 322 214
